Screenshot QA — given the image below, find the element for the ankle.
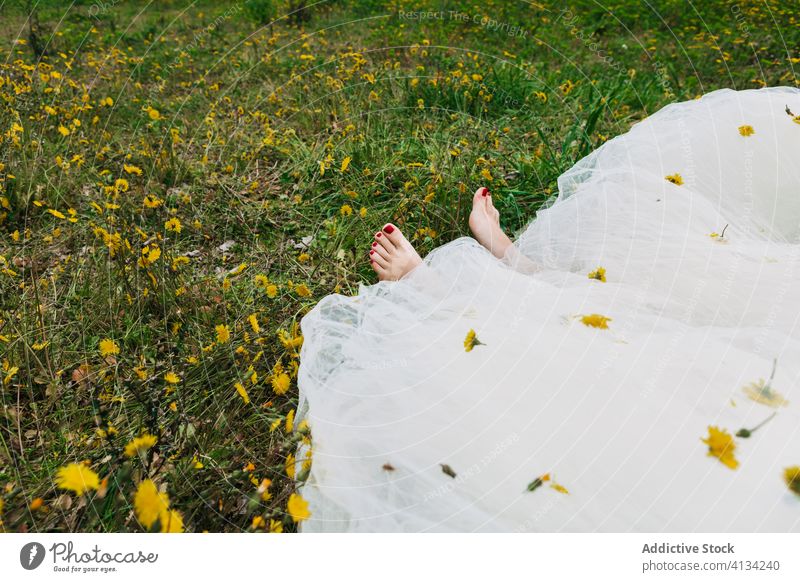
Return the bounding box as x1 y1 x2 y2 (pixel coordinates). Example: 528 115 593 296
490 235 513 259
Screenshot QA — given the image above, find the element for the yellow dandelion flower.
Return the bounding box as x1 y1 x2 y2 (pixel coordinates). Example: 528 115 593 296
134 479 169 529
98 338 119 356
285 409 296 432
269 519 284 533
463 329 484 352
143 194 163 208
340 204 353 217
266 284 278 298
3 366 19 385
285 453 296 479
738 125 755 136
278 330 304 352
665 173 684 186
164 218 182 233
55 463 100 495
588 267 606 282
256 478 273 502
124 164 143 175
580 314 612 329
784 466 800 496
269 418 282 432
215 324 231 344
47 208 66 219
138 246 161 267
340 156 351 172
164 371 180 384
271 372 291 395
252 516 266 529
160 509 184 533
124 433 157 458
295 283 311 297
229 263 248 276
248 313 260 334
701 426 739 470
235 382 250 405
287 493 311 522
147 107 161 121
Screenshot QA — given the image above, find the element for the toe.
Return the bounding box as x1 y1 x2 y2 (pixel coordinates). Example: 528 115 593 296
375 230 395 252
371 257 390 280
371 243 390 260
381 223 406 246
370 251 389 268
485 190 499 213
370 257 383 276
472 186 489 208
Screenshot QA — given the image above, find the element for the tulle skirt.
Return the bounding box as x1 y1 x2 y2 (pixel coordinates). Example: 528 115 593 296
296 87 800 532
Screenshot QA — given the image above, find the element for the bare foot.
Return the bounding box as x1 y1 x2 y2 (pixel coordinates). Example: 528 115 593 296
369 223 423 281
469 186 513 259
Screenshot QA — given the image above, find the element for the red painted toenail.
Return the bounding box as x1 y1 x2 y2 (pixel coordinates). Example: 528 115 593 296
383 224 395 234
481 188 489 197
376 232 382 238
372 242 378 247
369 250 375 255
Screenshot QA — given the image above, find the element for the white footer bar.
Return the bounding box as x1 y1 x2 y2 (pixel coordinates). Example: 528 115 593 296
1 533 798 581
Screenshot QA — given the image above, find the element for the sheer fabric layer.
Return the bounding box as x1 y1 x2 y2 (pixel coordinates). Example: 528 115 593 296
297 88 800 532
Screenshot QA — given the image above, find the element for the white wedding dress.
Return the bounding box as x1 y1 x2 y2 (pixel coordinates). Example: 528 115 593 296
297 87 800 532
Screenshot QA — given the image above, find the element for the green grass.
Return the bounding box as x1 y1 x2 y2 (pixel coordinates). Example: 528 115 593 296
1 0 798 532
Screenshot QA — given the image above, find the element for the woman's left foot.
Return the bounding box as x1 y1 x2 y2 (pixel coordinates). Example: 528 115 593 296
369 223 423 281
469 187 513 259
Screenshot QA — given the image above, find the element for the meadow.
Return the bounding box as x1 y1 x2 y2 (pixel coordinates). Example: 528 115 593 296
1 0 798 532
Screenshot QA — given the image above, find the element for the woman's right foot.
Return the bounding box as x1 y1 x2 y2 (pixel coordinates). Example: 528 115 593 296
469 187 513 259
369 223 423 281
